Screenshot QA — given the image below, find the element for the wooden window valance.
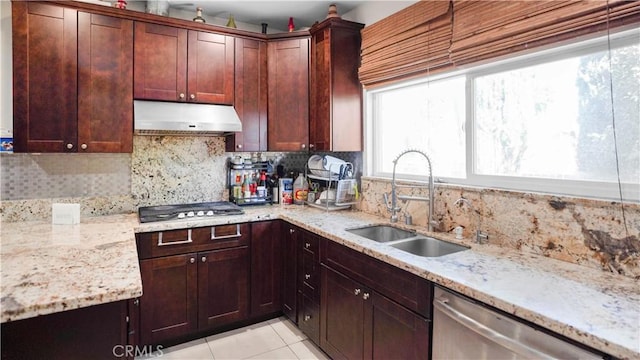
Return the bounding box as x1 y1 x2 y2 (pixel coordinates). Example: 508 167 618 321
359 0 640 88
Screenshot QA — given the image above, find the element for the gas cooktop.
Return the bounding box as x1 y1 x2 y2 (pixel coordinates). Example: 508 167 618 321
138 201 244 223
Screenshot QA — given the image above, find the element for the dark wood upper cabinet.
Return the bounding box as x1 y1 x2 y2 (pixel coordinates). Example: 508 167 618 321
227 38 268 152
267 36 310 152
12 2 133 153
309 18 364 152
78 12 133 152
134 22 234 105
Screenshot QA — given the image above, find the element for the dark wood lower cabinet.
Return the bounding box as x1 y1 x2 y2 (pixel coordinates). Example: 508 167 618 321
251 221 283 316
370 291 430 359
321 265 430 360
282 222 299 322
139 253 198 344
1 300 130 360
321 266 367 359
137 223 274 346
198 246 249 329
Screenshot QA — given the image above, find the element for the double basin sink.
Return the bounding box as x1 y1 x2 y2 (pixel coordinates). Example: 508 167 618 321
347 225 468 257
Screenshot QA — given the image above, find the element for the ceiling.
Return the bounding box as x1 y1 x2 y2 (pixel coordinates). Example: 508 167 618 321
167 1 366 31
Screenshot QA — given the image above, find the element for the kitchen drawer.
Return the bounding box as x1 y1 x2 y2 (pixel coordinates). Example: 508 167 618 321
320 238 432 318
298 292 320 346
301 250 320 301
137 223 250 259
301 230 319 256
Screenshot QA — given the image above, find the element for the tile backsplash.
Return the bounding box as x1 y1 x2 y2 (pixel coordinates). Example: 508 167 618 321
1 153 131 200
1 137 636 279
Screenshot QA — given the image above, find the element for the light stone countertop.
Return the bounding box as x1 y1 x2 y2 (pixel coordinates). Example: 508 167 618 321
1 214 142 323
2 206 638 359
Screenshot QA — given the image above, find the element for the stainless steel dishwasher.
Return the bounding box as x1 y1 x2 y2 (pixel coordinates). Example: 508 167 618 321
432 286 604 360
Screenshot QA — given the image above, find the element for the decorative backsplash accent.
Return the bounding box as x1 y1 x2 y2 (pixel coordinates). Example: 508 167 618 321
1 153 131 200
3 138 635 279
358 177 640 279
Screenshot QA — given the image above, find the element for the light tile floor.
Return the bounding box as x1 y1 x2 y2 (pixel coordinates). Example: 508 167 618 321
136 317 330 360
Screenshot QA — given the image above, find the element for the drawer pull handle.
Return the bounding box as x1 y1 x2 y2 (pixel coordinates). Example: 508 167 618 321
304 315 311 321
363 293 370 300
305 242 311 248
354 288 361 296
211 224 242 240
158 229 193 246
190 257 196 264
305 274 311 280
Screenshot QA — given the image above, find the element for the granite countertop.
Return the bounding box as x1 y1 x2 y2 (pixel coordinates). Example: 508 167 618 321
1 214 142 323
2 206 638 359
135 206 640 359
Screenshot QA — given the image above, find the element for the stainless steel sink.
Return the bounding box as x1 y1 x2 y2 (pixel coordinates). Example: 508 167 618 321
390 237 469 257
347 225 416 243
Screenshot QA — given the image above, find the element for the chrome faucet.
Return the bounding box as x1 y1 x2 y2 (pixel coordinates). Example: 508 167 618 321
453 197 489 244
384 149 436 232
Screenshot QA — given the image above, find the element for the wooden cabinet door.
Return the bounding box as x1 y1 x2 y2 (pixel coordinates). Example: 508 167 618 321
282 222 299 321
310 20 364 152
12 2 78 153
78 12 133 153
187 31 234 104
227 38 268 152
1 301 129 360
368 292 430 360
139 254 198 345
134 22 187 102
250 221 283 316
320 266 366 360
267 37 310 151
198 247 249 329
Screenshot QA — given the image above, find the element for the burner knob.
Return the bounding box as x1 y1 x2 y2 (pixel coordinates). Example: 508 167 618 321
178 212 186 219
187 211 195 217
206 210 214 216
196 211 205 216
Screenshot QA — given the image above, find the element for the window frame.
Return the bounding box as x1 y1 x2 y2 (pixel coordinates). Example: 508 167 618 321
364 28 640 202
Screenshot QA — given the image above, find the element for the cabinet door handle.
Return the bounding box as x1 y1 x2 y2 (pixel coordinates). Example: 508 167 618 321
190 257 196 264
201 256 207 263
309 144 315 149
237 144 243 149
289 229 295 234
80 143 87 150
301 144 306 149
354 288 361 296
190 94 196 100
305 242 311 248
66 143 74 150
305 274 311 280
158 229 193 246
179 93 185 99
211 224 242 240
303 315 311 321
363 293 370 300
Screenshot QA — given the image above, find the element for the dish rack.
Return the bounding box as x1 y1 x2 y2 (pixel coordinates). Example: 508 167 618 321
305 161 357 211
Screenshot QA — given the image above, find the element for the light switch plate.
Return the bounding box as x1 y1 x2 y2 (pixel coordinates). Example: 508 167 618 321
52 203 80 225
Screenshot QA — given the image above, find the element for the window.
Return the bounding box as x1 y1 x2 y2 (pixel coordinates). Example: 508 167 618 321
366 30 640 201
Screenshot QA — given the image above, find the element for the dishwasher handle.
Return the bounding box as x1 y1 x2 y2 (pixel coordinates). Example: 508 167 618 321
434 297 555 360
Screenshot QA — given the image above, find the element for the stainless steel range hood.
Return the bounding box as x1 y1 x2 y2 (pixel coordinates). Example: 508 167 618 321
134 100 242 136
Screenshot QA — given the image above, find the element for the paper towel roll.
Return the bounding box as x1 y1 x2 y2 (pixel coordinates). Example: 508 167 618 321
322 155 346 174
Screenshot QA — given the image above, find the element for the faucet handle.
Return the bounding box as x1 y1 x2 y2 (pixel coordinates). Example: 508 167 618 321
383 192 392 211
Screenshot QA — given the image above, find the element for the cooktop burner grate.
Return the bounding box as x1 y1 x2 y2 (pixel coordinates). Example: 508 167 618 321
138 201 244 223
